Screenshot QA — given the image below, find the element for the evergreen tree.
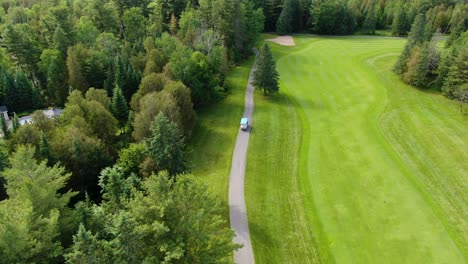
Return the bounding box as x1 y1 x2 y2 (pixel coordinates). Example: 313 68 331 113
0 146 76 263
12 113 20 132
0 115 9 138
403 44 429 87
65 224 107 263
47 56 68 106
442 32 468 99
98 166 140 209
362 1 376 35
126 110 135 132
169 13 178 35
445 17 466 48
408 14 427 45
253 44 279 95
39 131 51 162
110 85 129 127
53 25 71 56
276 0 294 35
427 30 442 74
67 45 89 92
393 13 427 75
145 112 186 176
4 70 35 112
392 8 408 36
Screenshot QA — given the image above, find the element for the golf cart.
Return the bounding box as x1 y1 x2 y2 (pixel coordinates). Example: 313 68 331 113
240 117 249 131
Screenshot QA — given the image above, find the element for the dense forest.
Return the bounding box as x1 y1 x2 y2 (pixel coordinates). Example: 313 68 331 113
0 0 466 262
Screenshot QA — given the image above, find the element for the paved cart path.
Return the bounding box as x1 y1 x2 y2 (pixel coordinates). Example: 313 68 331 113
229 57 257 264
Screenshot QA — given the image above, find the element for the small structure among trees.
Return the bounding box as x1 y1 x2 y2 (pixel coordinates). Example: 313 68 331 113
253 44 280 95
0 106 9 121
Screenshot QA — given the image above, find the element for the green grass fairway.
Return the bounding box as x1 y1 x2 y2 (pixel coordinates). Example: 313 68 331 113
187 58 254 215
246 36 467 263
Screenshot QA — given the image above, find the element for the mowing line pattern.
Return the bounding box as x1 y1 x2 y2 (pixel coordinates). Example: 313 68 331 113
246 36 467 263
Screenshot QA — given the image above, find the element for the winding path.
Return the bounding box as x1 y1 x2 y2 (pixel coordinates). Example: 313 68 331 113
229 55 257 264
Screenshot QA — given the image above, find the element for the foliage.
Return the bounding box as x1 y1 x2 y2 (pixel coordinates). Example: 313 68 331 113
132 91 182 141
11 113 19 132
362 1 376 34
130 73 168 111
0 146 76 263
442 31 468 100
67 172 239 263
110 85 129 127
0 115 9 138
310 0 356 35
276 0 295 35
392 8 408 36
394 6 467 95
116 143 146 176
4 70 40 112
253 44 279 94
145 112 186 176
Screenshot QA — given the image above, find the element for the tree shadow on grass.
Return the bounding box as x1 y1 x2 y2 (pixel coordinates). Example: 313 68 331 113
186 126 232 171
247 220 278 262
255 91 318 112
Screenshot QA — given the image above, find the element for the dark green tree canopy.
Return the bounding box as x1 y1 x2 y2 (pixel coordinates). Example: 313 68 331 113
110 85 129 126
144 112 186 176
253 44 280 95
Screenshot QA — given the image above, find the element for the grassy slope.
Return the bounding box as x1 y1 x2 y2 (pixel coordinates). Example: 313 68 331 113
187 58 254 216
246 35 467 263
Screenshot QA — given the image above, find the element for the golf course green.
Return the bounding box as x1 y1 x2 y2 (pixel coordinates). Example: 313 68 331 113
245 35 468 263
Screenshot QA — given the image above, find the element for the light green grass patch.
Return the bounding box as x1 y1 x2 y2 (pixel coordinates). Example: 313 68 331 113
187 58 254 217
246 35 467 263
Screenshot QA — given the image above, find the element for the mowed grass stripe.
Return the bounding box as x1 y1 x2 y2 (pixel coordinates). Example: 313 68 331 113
245 89 320 263
300 37 464 262
370 55 468 253
187 58 254 218
247 35 466 263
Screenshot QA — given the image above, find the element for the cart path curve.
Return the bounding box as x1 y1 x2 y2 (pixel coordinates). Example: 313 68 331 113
229 54 257 264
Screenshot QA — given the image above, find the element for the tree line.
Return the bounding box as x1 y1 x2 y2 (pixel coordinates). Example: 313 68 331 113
393 4 467 106
0 0 265 112
250 0 466 36
0 0 266 262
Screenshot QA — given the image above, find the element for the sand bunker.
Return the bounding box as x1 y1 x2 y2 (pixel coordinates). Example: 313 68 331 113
266 35 296 46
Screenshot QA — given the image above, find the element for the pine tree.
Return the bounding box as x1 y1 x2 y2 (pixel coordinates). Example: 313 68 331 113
406 44 430 87
65 224 105 263
445 18 466 48
47 56 68 106
0 115 9 138
442 32 468 99
169 13 177 35
126 110 135 132
393 14 427 75
53 25 71 56
1 146 76 262
276 0 294 35
145 112 186 176
408 14 426 45
4 71 34 112
12 113 20 133
392 8 408 36
253 44 279 95
110 85 129 127
427 31 442 73
362 1 376 35
39 131 51 162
